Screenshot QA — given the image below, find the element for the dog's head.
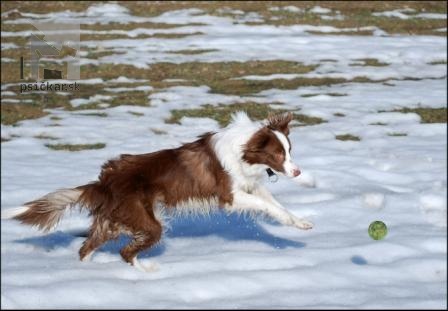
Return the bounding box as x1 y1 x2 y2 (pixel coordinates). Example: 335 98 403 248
243 112 300 178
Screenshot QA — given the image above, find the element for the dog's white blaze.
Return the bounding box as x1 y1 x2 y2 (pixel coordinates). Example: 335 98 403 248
272 130 299 177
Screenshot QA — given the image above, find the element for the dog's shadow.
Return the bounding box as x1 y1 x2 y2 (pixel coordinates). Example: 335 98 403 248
15 211 305 259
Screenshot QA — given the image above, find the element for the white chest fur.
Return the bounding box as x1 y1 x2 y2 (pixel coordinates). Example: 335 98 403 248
211 112 267 194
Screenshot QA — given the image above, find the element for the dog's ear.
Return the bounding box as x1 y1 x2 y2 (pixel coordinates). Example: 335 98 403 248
245 127 270 151
267 112 293 136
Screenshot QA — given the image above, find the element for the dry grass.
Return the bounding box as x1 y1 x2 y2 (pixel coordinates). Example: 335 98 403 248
381 107 447 123
306 30 375 36
84 50 127 59
1 103 48 125
167 49 220 55
2 1 446 126
333 112 346 117
81 31 205 41
108 92 150 107
1 21 203 32
0 60 313 86
2 1 446 36
0 85 151 124
387 132 407 136
150 128 168 135
166 102 326 127
301 92 348 97
34 134 59 140
335 134 361 141
31 60 321 97
1 134 20 142
45 143 106 151
398 107 447 123
350 58 389 67
428 60 447 65
128 111 144 117
1 91 73 125
74 112 108 117
3 1 445 17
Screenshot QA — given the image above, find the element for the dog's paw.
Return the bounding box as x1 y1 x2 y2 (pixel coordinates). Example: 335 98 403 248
132 258 160 272
293 218 314 230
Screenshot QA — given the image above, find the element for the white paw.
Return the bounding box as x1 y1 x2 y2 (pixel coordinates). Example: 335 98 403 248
132 258 160 272
292 218 314 230
81 252 93 262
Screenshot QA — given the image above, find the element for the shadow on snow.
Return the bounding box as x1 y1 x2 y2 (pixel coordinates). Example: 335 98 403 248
14 210 305 259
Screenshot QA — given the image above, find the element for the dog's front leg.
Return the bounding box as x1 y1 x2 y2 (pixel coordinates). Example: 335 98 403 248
230 190 313 230
252 186 313 230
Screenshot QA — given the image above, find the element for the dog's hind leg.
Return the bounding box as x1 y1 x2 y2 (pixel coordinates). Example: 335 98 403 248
79 217 117 261
117 198 162 271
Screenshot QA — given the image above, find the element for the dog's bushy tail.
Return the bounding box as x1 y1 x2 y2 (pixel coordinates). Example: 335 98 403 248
1 183 108 232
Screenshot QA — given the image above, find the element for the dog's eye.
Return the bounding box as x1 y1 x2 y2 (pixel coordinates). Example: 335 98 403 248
275 152 283 160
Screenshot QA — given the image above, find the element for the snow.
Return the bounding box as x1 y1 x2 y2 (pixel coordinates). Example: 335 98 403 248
415 13 448 20
321 14 345 21
373 9 447 20
70 94 112 108
363 193 386 209
420 194 448 227
1 91 16 96
282 6 303 13
1 42 18 50
1 2 447 309
5 4 446 70
309 6 332 14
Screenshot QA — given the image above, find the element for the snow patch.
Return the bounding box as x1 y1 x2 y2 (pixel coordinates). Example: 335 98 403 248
363 193 386 209
420 194 447 227
309 6 332 14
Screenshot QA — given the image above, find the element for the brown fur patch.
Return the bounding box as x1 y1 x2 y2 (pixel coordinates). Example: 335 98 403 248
267 112 293 136
242 127 286 173
75 132 232 263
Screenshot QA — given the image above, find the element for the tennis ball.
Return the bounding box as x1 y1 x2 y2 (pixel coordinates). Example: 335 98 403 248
368 221 388 240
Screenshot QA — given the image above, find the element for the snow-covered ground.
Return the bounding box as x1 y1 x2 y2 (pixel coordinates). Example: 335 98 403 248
1 3 447 309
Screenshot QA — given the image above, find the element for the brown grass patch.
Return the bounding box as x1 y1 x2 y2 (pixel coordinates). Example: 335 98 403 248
350 58 389 67
390 107 447 123
167 49 220 55
2 1 445 36
167 102 326 127
1 103 48 125
387 132 407 136
34 134 59 140
306 30 374 36
45 142 106 151
335 134 361 141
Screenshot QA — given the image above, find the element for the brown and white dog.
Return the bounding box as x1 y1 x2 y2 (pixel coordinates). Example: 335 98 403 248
2 111 313 270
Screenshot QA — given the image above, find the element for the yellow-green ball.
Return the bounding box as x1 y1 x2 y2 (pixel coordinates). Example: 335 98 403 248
368 221 388 240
